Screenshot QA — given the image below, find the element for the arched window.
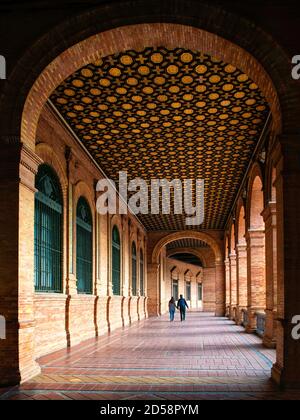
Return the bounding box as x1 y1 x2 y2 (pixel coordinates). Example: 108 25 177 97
34 164 63 292
112 226 121 295
132 242 137 296
140 250 144 296
76 197 93 294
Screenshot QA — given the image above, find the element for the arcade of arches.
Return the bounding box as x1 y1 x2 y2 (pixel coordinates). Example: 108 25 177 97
0 0 300 394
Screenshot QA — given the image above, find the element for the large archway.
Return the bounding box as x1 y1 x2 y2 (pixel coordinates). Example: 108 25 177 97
151 231 223 264
148 231 224 316
5 0 300 154
1 0 300 391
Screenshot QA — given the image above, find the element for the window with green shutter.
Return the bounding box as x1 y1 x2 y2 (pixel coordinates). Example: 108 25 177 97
34 164 63 293
112 226 121 295
186 281 191 301
76 197 93 294
140 250 144 296
132 242 137 296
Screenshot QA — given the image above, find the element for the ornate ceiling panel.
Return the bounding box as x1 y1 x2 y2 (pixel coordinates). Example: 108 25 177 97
51 47 269 231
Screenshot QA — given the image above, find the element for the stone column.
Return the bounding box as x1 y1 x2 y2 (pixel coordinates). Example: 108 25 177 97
246 229 266 333
225 258 230 317
229 253 237 320
0 144 42 385
271 135 300 388
147 263 160 316
236 242 247 325
215 261 225 317
262 202 277 348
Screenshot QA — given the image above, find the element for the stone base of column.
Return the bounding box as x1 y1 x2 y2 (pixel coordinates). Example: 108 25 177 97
235 306 245 325
229 305 238 321
0 362 41 387
147 299 160 317
215 305 225 317
263 335 277 349
271 362 283 387
263 309 277 348
245 309 257 333
272 363 300 389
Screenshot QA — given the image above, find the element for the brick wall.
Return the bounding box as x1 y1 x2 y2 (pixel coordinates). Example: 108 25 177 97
32 104 148 358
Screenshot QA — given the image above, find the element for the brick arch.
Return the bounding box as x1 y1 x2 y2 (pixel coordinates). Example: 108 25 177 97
184 269 194 278
167 248 208 268
170 265 181 278
74 180 95 225
265 151 278 204
110 215 123 241
236 202 246 245
4 0 300 152
20 23 281 151
230 223 236 255
247 164 265 230
35 142 68 191
152 231 222 264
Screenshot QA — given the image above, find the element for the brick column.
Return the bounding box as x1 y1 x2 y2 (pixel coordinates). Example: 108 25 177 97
236 243 247 325
0 144 42 385
225 258 230 317
215 261 225 317
271 135 300 388
246 229 265 333
229 253 237 320
262 202 277 348
147 263 160 316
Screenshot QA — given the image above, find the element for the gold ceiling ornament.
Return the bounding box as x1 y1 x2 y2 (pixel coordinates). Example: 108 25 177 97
51 46 269 231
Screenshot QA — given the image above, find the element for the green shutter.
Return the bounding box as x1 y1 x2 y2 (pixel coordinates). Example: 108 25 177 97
132 242 137 296
76 197 93 294
140 250 144 296
186 281 191 301
112 226 121 295
172 280 179 301
34 165 63 293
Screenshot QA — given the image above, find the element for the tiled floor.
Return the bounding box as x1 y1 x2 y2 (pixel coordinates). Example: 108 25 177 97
2 312 300 400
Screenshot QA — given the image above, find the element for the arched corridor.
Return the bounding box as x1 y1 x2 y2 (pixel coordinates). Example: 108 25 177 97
1 0 300 400
3 312 300 400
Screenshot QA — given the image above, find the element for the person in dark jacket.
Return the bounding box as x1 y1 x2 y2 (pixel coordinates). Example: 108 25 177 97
168 297 176 322
177 295 189 321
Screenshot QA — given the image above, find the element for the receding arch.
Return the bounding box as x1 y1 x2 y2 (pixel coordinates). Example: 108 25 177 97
152 231 222 264
167 248 207 268
250 176 264 230
230 223 236 255
237 204 246 245
247 163 265 230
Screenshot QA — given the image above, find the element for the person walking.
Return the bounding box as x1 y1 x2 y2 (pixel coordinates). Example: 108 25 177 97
177 294 189 322
169 297 176 322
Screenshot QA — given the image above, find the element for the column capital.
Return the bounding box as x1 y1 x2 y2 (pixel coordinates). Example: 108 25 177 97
262 201 277 221
19 144 43 192
236 242 247 252
246 228 264 238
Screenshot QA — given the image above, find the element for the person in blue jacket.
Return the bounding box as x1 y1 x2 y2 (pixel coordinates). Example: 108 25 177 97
177 295 189 321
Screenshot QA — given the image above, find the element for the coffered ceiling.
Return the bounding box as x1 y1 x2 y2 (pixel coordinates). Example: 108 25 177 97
50 46 269 231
